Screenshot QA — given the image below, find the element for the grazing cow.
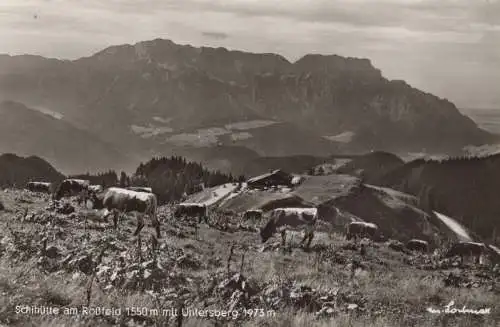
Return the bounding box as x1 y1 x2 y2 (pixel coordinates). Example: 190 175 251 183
243 209 263 222
444 242 488 265
53 179 90 202
406 239 429 253
345 221 378 242
26 182 52 193
90 187 160 238
174 203 208 223
127 186 153 193
260 207 318 248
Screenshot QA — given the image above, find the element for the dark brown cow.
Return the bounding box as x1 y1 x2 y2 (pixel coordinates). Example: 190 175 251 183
26 182 52 193
243 209 263 221
445 242 488 265
406 239 429 253
53 179 90 203
345 221 378 241
90 187 160 238
174 203 208 223
260 208 317 248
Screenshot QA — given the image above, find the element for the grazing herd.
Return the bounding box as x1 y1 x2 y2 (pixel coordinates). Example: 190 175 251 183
22 179 497 267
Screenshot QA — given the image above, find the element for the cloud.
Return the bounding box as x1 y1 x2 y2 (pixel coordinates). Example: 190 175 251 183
201 31 229 40
0 0 498 108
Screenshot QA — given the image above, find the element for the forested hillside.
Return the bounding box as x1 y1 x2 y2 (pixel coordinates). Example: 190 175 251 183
374 154 500 243
131 156 242 204
0 153 65 187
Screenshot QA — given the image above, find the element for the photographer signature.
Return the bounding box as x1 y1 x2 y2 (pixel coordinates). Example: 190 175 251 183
427 301 491 315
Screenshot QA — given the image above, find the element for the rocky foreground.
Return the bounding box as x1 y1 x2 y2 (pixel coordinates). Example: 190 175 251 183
0 190 498 327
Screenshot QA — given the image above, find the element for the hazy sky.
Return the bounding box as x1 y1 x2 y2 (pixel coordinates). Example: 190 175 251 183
0 0 499 109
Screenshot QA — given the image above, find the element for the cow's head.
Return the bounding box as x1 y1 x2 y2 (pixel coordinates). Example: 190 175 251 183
52 188 62 201
259 219 274 243
173 205 182 218
259 226 271 243
89 192 104 209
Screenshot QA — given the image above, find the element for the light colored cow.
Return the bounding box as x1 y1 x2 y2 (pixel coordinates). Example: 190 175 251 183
90 187 160 238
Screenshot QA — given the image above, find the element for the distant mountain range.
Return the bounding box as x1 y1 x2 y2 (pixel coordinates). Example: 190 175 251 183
0 39 497 174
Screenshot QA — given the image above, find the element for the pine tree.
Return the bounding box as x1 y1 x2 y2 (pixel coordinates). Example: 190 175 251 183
119 171 128 187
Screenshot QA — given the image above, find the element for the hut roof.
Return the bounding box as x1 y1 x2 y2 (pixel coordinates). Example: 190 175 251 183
247 169 291 185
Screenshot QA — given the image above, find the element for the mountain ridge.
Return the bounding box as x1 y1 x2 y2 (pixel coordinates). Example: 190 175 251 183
0 38 496 173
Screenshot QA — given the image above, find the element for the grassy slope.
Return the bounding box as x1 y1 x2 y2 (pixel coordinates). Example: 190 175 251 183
0 190 498 327
183 183 240 207
292 174 359 206
334 151 405 183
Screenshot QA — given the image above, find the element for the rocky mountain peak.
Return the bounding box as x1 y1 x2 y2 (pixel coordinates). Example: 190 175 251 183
0 37 496 173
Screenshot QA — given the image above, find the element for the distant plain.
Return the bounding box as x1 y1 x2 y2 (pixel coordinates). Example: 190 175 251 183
460 108 500 134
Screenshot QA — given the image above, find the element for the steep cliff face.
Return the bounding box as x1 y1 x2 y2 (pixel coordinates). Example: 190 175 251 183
0 38 495 173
